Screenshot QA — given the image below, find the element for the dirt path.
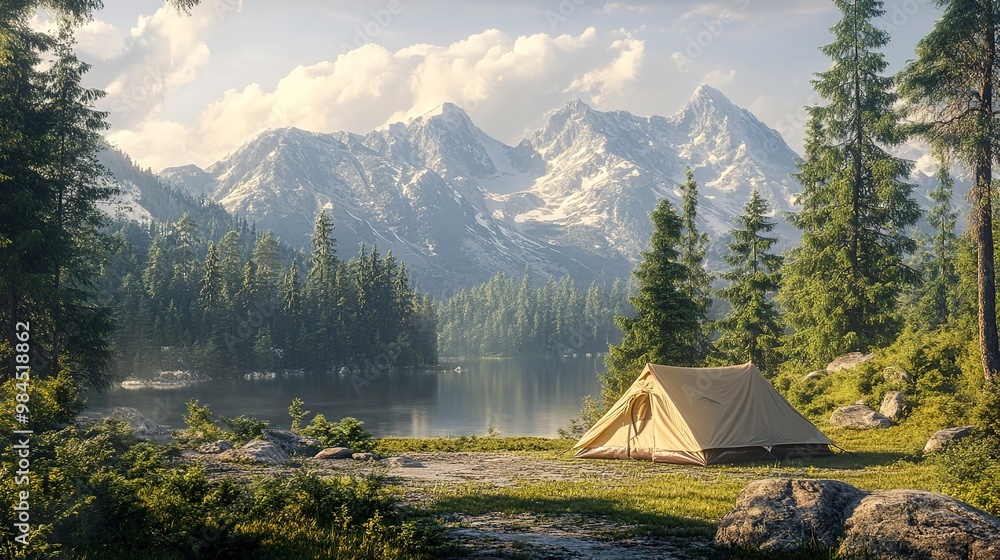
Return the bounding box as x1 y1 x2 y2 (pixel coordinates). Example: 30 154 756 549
184 451 723 559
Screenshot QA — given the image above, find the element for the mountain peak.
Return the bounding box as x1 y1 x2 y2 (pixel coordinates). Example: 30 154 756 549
412 102 474 126
685 84 738 112
564 98 594 114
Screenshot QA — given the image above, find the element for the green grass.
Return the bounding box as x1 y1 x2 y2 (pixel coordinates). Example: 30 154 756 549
386 400 961 548
375 436 575 455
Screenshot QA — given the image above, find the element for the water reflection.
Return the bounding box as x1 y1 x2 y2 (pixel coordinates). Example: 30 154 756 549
85 357 604 437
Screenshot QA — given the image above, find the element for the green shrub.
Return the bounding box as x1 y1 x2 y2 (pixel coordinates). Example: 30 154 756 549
222 415 269 443
288 398 309 432
299 414 374 451
174 399 227 445
933 433 1000 515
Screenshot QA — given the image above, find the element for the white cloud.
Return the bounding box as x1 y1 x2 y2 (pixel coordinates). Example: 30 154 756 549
76 19 127 60
108 26 647 171
700 68 736 88
565 33 644 104
101 1 242 126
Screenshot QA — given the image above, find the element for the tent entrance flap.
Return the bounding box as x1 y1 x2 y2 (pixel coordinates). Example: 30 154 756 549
573 362 834 465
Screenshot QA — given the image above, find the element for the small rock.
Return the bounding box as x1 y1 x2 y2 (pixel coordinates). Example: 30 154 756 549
879 391 908 422
804 370 826 380
264 429 320 456
826 352 874 373
352 452 380 461
106 407 169 438
219 439 289 465
314 447 354 460
881 366 913 384
385 455 424 468
924 426 975 455
830 404 892 429
197 440 233 454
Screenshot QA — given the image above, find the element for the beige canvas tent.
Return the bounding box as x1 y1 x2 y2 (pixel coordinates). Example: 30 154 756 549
574 362 833 465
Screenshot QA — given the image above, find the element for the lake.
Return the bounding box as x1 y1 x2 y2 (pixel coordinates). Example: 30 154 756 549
84 357 605 438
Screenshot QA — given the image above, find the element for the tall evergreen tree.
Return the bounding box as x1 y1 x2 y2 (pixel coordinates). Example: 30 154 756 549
779 0 919 366
603 198 700 404
898 0 1000 384
714 190 783 374
678 167 712 363
915 162 959 327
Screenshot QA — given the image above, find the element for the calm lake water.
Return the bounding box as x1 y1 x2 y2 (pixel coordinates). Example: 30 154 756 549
84 357 604 438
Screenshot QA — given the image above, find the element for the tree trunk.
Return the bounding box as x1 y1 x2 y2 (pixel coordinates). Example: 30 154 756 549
978 4 999 385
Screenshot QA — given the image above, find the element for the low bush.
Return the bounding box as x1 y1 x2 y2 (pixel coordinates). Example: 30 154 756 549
932 433 1000 515
299 415 375 452
221 414 269 443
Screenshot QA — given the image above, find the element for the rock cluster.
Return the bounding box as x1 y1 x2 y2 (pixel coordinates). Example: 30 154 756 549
716 478 1000 559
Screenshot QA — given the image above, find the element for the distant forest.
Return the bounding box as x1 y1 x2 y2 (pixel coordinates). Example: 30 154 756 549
436 273 631 358
102 212 438 378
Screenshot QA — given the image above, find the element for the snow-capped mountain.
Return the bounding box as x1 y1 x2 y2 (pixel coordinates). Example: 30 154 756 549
159 125 620 293
154 85 806 290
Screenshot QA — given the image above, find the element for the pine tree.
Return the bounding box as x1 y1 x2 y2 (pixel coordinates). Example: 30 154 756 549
915 162 959 327
779 0 919 366
678 167 713 363
714 190 784 374
898 0 1000 384
603 198 701 403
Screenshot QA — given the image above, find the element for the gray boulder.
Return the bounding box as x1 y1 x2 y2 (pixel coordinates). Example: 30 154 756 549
220 439 289 465
924 426 975 455
882 366 914 384
264 429 320 456
385 455 424 468
804 370 826 380
352 452 380 461
106 407 169 438
879 391 908 422
841 489 1000 559
826 352 874 373
716 478 1000 559
197 440 233 454
715 478 865 552
314 447 354 460
830 404 892 429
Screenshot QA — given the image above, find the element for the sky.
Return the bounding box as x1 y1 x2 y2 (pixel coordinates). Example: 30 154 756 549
36 0 943 172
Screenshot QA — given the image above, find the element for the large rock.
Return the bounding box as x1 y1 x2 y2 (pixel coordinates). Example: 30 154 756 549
314 447 354 460
264 429 320 456
219 439 289 465
879 391 908 422
841 489 1000 559
715 478 866 552
106 407 169 438
830 404 892 429
924 426 975 455
826 352 874 373
716 478 1000 559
